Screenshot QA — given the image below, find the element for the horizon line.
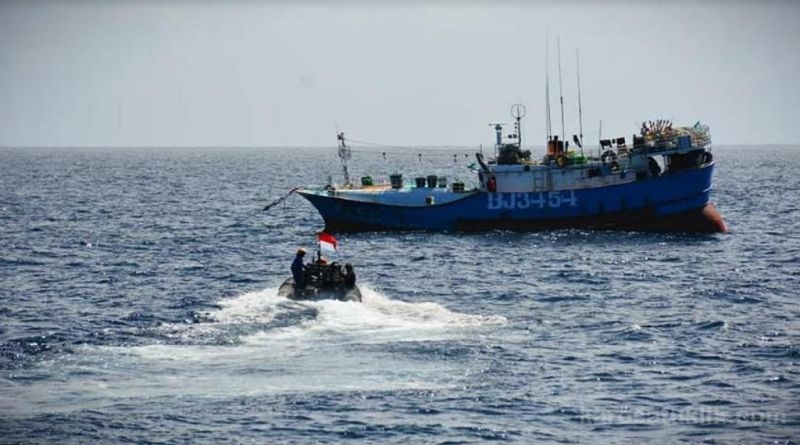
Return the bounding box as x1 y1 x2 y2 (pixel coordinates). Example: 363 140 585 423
2 143 799 150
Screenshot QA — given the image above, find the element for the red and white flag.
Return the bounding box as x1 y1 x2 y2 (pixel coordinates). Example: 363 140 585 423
318 232 337 253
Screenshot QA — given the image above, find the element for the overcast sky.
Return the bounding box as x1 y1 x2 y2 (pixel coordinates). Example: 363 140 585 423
1 1 798 148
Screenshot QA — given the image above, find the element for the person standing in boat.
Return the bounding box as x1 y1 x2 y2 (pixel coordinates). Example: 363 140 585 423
292 248 307 289
343 263 356 290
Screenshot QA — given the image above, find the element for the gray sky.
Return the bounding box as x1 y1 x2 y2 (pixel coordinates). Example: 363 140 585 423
1 1 798 147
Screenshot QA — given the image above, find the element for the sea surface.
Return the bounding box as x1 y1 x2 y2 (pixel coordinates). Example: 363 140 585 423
1 145 798 444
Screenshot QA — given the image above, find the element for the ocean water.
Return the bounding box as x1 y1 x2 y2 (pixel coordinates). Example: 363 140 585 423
1 145 798 444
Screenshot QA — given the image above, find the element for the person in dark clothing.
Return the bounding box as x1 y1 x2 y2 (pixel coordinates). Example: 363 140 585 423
343 263 356 289
291 248 307 289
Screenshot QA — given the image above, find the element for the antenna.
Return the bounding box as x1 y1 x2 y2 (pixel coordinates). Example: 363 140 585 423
337 132 351 186
557 35 566 146
598 119 603 159
511 104 526 149
599 119 603 141
489 122 506 149
576 48 584 154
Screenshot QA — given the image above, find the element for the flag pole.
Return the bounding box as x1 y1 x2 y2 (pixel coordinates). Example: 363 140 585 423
317 233 322 263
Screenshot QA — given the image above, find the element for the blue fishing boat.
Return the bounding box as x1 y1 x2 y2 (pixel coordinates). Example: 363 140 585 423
295 106 726 234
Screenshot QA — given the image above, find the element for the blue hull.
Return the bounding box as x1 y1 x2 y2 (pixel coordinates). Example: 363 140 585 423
298 163 725 233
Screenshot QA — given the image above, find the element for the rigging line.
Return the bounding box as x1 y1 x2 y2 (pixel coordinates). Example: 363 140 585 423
345 138 478 154
219 209 261 232
208 195 286 239
348 148 475 157
263 187 299 212
345 138 421 151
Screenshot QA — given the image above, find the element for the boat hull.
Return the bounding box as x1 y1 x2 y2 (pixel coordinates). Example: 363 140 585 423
298 163 725 234
278 278 362 302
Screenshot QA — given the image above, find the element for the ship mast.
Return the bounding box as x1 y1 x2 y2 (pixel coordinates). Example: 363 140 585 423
557 35 566 147
576 48 584 154
545 35 552 142
337 132 351 187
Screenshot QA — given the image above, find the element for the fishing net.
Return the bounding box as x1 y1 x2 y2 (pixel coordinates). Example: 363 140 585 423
641 120 712 149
